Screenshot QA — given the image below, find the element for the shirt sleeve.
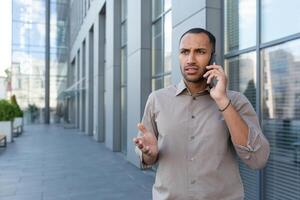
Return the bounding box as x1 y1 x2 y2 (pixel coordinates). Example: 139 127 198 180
135 92 159 169
231 92 270 170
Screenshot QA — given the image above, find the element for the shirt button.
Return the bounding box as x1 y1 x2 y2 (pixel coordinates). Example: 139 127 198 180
191 180 196 184
190 157 195 161
191 115 195 119
190 136 195 140
193 97 196 100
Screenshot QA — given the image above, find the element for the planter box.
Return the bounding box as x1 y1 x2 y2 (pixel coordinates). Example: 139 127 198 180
0 121 13 142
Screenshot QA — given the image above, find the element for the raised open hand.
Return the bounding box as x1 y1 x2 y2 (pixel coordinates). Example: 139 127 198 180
133 123 158 158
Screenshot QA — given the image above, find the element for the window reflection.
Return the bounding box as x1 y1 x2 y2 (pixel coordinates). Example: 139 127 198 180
152 0 163 20
11 0 68 124
152 19 163 76
225 0 256 52
152 0 172 91
164 11 172 73
226 52 257 108
261 0 300 43
225 52 258 199
262 39 300 199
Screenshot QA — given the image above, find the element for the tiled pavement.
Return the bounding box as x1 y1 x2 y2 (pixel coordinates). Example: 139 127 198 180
0 125 155 200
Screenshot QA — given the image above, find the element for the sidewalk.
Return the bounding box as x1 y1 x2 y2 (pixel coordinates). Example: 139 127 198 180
0 125 155 200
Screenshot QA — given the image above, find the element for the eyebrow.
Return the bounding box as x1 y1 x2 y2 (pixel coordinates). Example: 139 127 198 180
179 48 207 51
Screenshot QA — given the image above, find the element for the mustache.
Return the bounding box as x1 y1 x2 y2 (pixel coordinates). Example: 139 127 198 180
184 64 199 69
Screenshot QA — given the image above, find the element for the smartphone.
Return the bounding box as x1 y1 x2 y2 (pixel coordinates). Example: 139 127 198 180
208 53 218 88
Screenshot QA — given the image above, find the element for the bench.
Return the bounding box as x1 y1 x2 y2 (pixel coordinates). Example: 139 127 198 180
13 125 22 137
13 118 23 137
0 134 7 147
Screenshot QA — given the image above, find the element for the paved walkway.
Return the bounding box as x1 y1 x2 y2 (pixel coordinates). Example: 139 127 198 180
0 125 154 200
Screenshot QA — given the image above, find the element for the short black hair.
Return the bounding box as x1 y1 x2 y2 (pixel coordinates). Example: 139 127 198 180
179 28 216 53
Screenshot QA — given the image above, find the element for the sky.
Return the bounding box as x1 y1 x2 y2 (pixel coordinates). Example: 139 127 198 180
0 0 12 77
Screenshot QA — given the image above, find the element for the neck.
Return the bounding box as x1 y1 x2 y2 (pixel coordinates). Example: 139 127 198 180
184 79 208 95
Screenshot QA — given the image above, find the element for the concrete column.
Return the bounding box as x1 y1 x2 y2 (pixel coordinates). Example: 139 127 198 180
85 26 94 136
105 0 121 151
94 8 106 142
75 50 80 128
79 41 86 132
45 0 50 124
126 0 152 167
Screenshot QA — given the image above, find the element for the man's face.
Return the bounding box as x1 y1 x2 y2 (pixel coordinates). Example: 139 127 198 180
179 33 213 83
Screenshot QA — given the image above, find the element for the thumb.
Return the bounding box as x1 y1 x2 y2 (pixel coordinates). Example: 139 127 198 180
137 123 147 135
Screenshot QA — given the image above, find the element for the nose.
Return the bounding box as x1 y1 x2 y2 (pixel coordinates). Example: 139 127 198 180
187 52 196 64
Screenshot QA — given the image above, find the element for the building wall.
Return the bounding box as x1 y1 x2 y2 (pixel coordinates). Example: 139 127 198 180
67 0 300 199
68 0 222 167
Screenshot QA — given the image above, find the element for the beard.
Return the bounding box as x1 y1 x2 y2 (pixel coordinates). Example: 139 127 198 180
180 65 207 83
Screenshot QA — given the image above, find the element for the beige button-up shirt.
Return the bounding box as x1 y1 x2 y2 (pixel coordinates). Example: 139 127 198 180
136 80 270 200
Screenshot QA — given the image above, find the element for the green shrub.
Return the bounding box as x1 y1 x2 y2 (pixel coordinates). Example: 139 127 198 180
10 95 23 117
0 99 16 121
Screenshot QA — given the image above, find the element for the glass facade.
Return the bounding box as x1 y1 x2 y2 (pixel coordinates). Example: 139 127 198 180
11 0 68 124
50 0 68 123
261 0 300 43
225 1 300 199
151 0 172 91
12 0 46 124
262 40 300 199
224 0 256 52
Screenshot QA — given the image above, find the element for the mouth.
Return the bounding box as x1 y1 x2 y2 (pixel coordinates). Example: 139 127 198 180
184 66 199 75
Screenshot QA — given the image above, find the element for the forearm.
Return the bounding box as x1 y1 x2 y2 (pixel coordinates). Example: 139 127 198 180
216 97 248 147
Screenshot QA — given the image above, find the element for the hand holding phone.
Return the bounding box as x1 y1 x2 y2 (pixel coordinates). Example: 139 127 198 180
208 53 218 88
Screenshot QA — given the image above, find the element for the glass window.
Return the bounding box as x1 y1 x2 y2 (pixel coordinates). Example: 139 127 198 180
152 0 163 20
224 0 256 52
121 0 128 154
261 39 300 199
152 76 164 91
152 19 163 76
225 52 258 200
30 23 46 47
164 0 171 11
164 11 172 73
121 21 127 47
152 0 172 91
121 0 127 21
16 0 45 23
261 0 300 43
226 52 257 107
12 22 30 46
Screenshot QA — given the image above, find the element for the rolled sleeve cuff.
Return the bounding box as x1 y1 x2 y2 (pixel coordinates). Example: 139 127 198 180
233 126 261 160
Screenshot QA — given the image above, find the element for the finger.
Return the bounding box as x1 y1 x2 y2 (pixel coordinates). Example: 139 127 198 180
206 65 224 72
138 142 144 149
133 137 141 144
142 146 150 155
203 69 218 78
207 73 218 84
137 123 147 135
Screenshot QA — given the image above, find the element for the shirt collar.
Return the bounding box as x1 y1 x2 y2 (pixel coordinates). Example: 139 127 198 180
175 79 210 96
175 80 187 96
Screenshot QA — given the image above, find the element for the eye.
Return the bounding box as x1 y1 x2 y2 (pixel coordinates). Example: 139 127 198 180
196 49 206 54
180 49 189 55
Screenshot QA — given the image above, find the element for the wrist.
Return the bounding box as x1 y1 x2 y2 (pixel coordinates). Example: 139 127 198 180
215 96 230 108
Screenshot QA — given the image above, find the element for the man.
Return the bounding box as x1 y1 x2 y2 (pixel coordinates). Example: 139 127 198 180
133 28 270 200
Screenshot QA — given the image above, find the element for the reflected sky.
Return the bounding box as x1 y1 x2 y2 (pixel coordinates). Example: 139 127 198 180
262 0 300 42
